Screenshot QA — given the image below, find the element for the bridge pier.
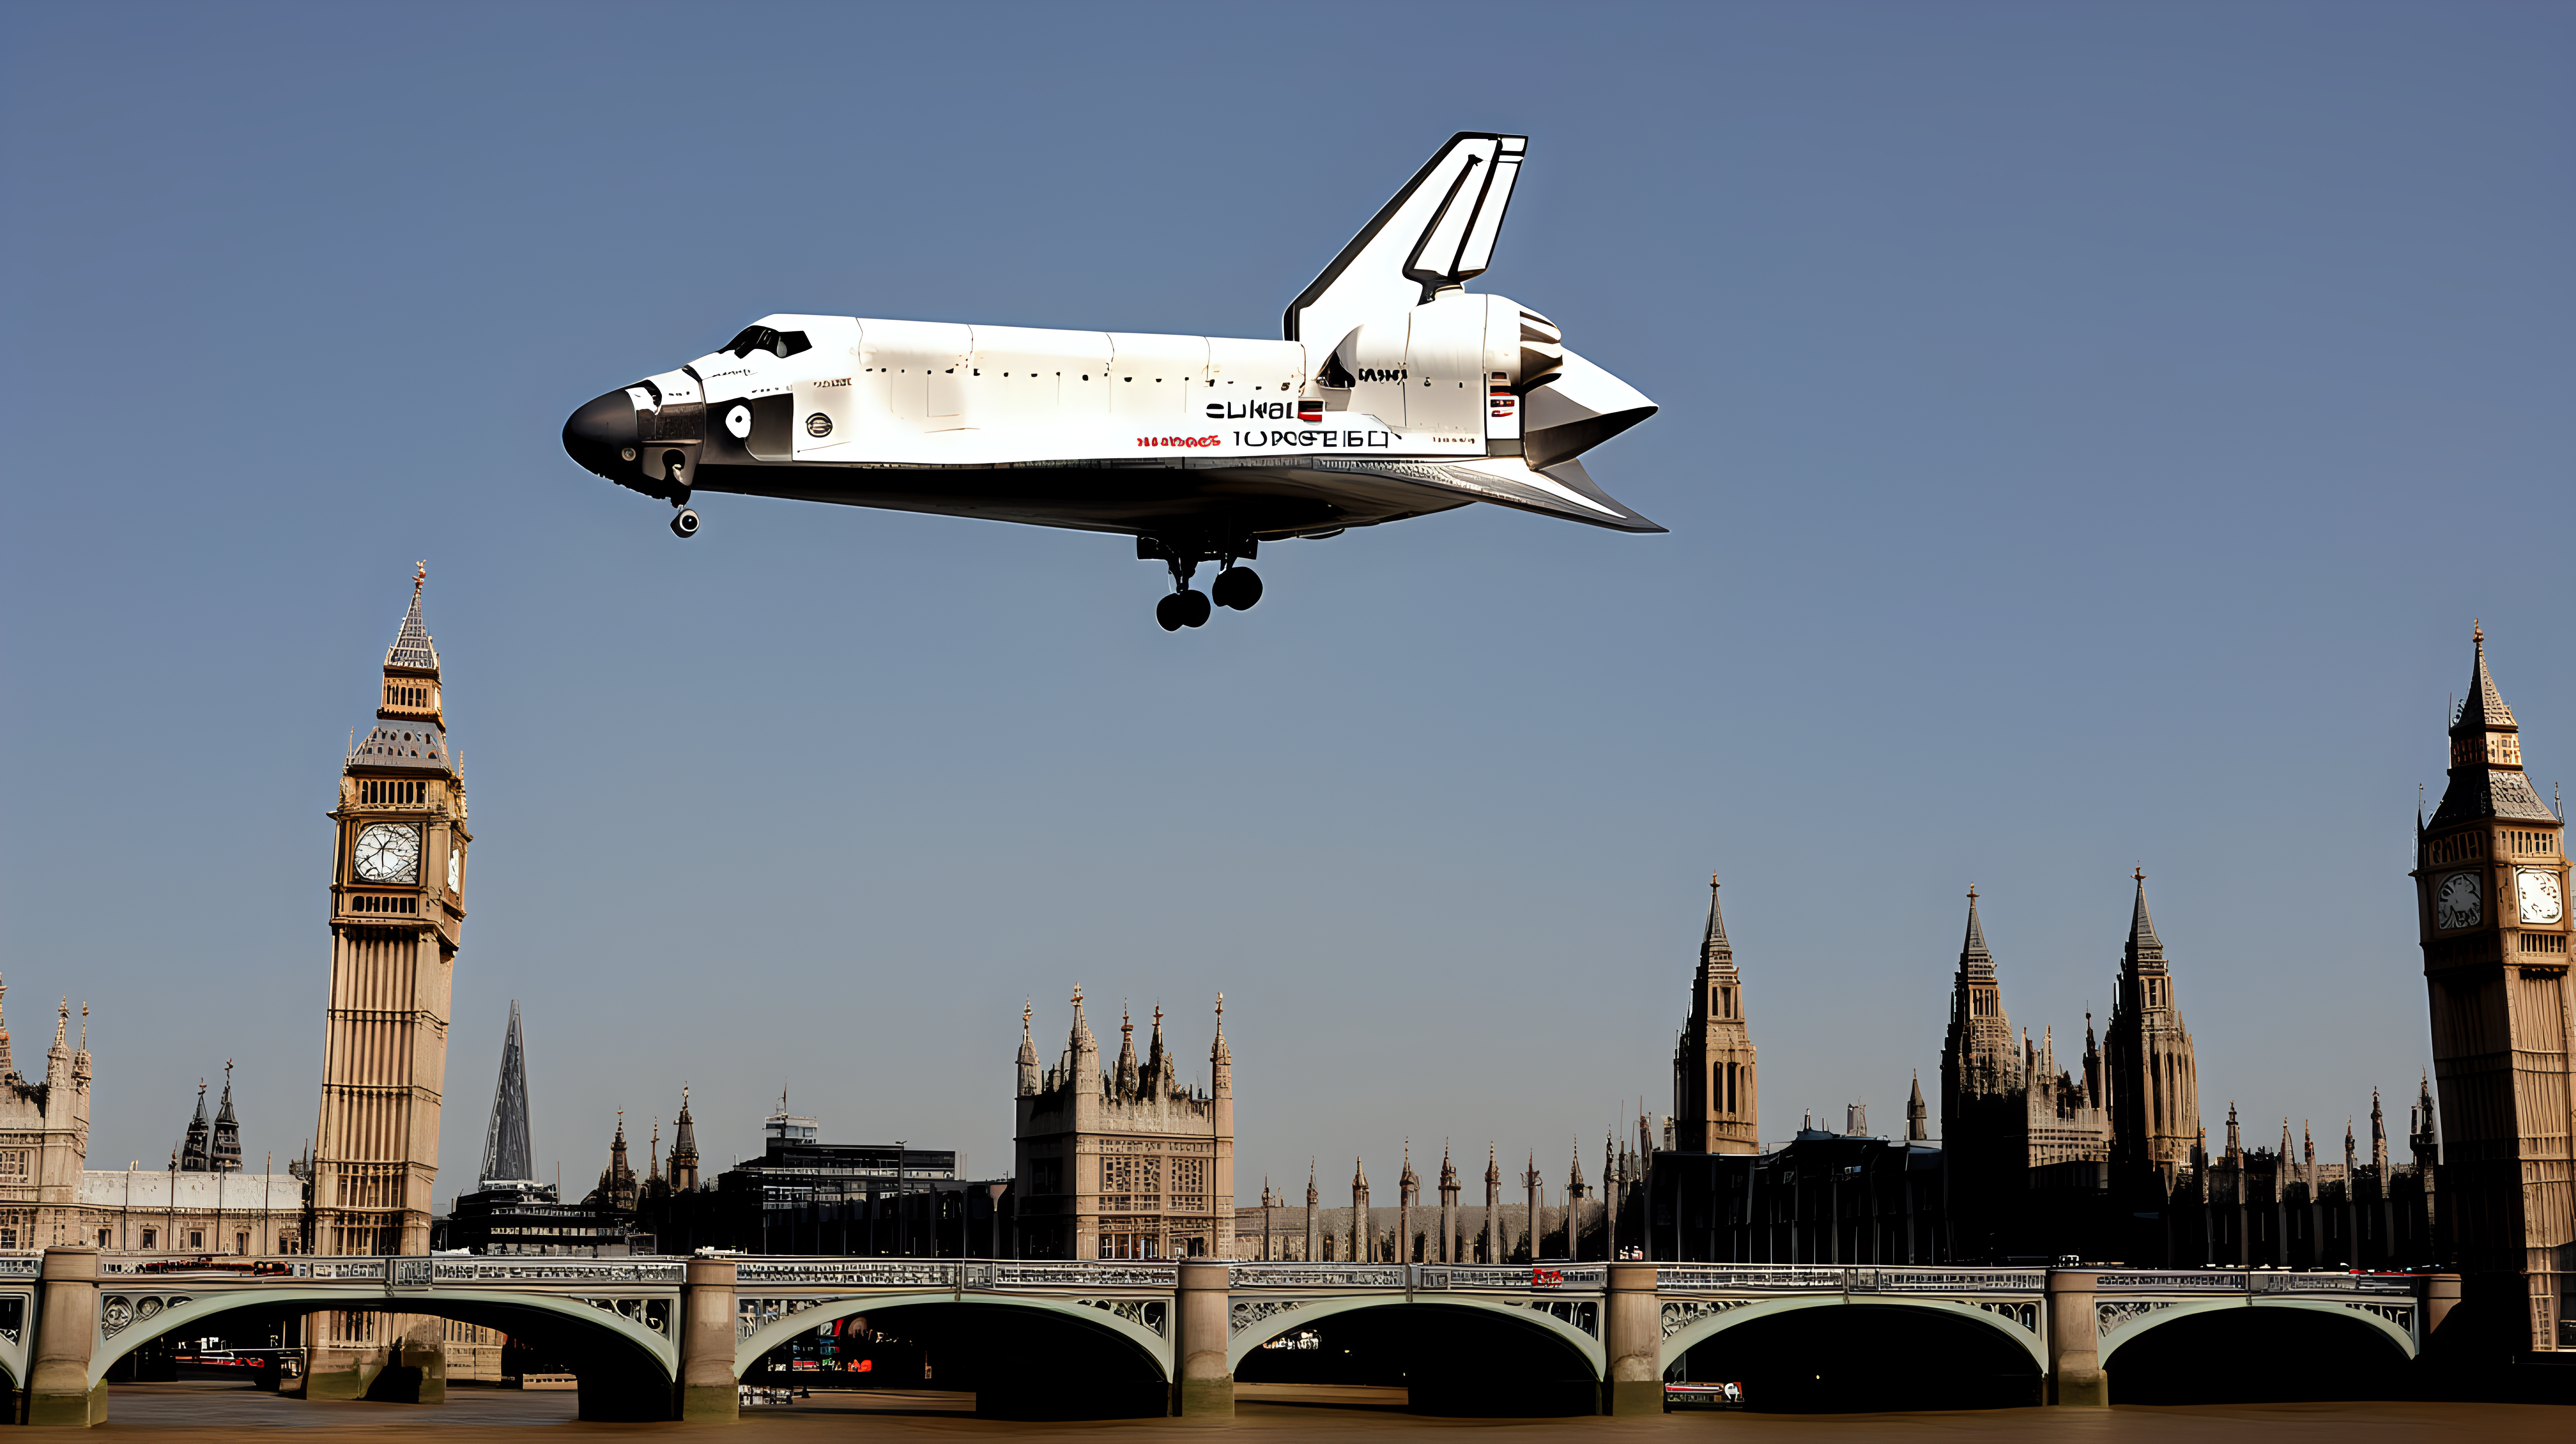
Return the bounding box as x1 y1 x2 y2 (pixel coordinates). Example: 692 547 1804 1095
1603 1262 1660 1416
1175 1260 1232 1417
679 1256 738 1423
2045 1269 2106 1406
30 1247 105 1427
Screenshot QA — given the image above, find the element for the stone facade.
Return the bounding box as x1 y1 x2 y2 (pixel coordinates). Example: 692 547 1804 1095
73 1169 301 1255
2412 627 2573 1351
0 991 92 1251
1013 992 1233 1260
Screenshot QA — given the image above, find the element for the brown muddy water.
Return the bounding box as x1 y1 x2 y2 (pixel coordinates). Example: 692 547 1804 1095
73 1381 2570 1440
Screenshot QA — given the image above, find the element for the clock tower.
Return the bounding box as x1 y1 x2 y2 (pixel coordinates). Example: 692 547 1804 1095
2414 625 2572 1353
309 564 467 1257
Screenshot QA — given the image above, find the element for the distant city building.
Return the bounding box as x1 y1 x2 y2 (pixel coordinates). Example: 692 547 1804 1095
638 1095 1002 1257
1014 992 1234 1260
436 1003 645 1258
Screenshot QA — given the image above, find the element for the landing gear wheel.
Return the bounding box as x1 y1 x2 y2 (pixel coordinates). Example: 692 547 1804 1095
1211 566 1263 611
1180 588 1212 627
670 507 701 538
1155 593 1188 631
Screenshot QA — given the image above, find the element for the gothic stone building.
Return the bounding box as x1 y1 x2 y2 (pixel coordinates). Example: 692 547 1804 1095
1013 992 1233 1260
1672 878 1759 1155
0 991 91 1252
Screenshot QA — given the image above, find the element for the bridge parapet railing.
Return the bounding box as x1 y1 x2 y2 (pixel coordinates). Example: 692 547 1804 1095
1226 1263 1609 1294
93 1255 686 1285
734 1259 1177 1291
2092 1269 2414 1296
1656 1264 2043 1295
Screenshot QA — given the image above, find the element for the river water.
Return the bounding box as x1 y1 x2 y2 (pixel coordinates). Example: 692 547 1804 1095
92 1382 2569 1440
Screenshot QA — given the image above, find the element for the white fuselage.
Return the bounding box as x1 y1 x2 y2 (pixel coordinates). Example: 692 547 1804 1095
641 288 1529 470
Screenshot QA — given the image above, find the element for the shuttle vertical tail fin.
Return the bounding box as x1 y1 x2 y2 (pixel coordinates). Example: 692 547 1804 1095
1284 132 1526 347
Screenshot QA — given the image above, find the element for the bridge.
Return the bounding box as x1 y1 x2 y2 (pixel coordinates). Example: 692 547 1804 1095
13 1247 2449 1425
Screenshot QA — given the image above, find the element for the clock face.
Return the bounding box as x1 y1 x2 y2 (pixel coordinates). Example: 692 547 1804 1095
2434 871 2482 931
2521 869 2565 926
447 845 461 891
353 823 421 884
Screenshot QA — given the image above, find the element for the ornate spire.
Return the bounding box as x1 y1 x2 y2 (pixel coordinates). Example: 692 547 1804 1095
1960 885 1993 976
211 1060 242 1172
385 561 440 672
1486 1142 1501 1187
1068 984 1096 1056
670 1083 700 1191
0 975 13 1079
1702 874 1732 963
1016 1000 1042 1096
2434 623 2552 826
1440 1140 1459 1191
1209 994 1232 1098
2125 869 2166 970
180 1079 213 1171
1113 1002 1140 1098
1306 1159 1319 1207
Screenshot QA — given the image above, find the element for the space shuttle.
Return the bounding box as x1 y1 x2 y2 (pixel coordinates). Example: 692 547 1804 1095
562 133 1660 630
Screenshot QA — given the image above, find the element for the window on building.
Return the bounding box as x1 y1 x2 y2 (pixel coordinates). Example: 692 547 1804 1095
237 1231 250 1255
99 1228 113 1248
0 1228 15 1250
188 1229 205 1250
141 1228 158 1249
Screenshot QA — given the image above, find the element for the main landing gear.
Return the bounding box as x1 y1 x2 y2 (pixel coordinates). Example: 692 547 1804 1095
670 507 700 538
1142 538 1261 631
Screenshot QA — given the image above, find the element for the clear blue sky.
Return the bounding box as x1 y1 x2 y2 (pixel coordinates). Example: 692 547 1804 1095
4 3 2568 1208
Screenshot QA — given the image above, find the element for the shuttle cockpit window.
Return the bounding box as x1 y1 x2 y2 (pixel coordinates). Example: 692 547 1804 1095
719 326 812 361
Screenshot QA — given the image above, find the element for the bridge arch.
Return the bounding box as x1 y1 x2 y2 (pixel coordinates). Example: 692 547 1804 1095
1660 1295 2049 1376
731 1290 1172 1383
1225 1294 1603 1378
85 1286 678 1417
1230 1297 1606 1417
732 1291 1173 1420
2097 1296 2415 1366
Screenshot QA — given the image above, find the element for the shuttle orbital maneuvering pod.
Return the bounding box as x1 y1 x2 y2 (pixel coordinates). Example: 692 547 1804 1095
562 133 1661 630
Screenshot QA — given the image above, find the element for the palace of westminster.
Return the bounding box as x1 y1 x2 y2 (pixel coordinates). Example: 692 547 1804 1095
4 576 2569 1377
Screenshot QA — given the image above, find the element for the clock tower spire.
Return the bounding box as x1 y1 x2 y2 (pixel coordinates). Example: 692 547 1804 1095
2413 623 2571 1352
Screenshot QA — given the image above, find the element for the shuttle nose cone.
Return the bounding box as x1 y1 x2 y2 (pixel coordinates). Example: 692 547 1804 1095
562 389 638 477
